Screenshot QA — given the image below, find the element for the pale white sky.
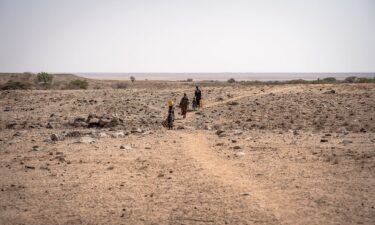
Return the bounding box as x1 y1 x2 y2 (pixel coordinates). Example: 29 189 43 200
0 0 374 73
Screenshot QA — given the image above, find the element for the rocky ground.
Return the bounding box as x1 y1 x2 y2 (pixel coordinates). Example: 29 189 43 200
0 83 374 225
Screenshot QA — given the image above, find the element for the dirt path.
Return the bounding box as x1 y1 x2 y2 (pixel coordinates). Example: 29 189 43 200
177 131 307 225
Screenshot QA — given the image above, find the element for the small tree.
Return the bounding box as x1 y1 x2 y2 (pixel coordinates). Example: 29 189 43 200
227 78 236 83
69 79 89 89
345 76 357 83
36 72 53 86
130 76 135 83
322 77 337 83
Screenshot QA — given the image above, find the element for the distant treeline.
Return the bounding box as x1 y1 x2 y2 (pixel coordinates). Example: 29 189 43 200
184 76 375 87
231 76 375 85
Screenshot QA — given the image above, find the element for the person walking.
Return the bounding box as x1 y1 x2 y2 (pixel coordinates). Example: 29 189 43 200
166 100 175 130
194 86 202 108
179 93 189 119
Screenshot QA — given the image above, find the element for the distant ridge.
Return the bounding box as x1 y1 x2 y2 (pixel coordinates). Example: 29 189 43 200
78 72 375 81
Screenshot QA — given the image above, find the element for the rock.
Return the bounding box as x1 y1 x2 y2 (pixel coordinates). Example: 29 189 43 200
323 89 336 94
4 106 11 112
120 145 132 150
111 131 125 138
341 140 353 144
98 132 108 138
360 128 367 133
71 117 88 127
6 121 17 129
233 130 243 135
235 152 246 157
218 132 227 138
320 139 328 143
25 165 35 169
46 122 54 129
204 125 212 130
131 128 142 134
176 126 185 130
65 131 82 137
74 136 95 144
240 192 250 196
215 130 226 136
51 133 64 141
142 130 152 135
107 166 114 170
233 146 242 150
227 101 239 106
216 142 224 146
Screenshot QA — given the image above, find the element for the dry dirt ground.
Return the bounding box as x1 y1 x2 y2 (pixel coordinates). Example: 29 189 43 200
0 83 374 225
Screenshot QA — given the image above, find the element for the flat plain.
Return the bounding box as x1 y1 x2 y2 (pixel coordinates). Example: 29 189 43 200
0 78 374 225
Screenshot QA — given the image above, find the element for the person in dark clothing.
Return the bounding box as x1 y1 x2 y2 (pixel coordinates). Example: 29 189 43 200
179 93 189 119
192 98 197 111
167 105 175 130
194 86 202 108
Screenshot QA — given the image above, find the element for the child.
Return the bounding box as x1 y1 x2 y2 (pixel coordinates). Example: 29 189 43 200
192 98 197 111
167 100 175 130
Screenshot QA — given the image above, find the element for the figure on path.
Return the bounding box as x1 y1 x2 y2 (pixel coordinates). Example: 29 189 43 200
194 86 202 108
179 93 189 119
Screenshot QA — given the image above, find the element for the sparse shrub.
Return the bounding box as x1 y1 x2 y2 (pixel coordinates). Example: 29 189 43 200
68 79 89 89
186 78 193 82
356 77 374 83
130 76 135 83
36 72 53 86
322 77 337 83
227 78 236 83
1 80 32 90
345 76 357 83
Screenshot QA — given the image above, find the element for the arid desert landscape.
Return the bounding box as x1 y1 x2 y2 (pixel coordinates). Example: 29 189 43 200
0 75 374 225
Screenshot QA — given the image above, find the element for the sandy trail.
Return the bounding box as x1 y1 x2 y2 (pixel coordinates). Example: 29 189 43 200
177 131 304 225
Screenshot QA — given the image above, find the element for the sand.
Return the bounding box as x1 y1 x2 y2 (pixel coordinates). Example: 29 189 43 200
0 82 374 225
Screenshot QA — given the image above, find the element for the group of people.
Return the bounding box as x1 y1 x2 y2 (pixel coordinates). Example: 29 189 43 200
166 86 202 129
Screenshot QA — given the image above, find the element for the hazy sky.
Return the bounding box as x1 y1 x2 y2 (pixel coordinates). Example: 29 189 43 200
0 0 374 73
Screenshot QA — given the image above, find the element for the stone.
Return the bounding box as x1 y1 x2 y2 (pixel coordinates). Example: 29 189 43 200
51 133 64 141
323 89 336 94
233 146 242 150
235 152 246 157
320 139 328 143
215 130 225 136
98 132 108 138
65 131 82 137
74 136 95 144
46 122 54 129
176 126 185 130
233 130 243 135
111 131 125 138
227 101 239 106
120 145 132 150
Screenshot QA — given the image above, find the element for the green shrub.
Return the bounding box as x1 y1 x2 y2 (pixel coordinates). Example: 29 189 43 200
36 72 53 85
356 77 374 83
344 76 357 83
68 79 89 89
1 80 32 90
227 78 236 83
322 77 337 83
